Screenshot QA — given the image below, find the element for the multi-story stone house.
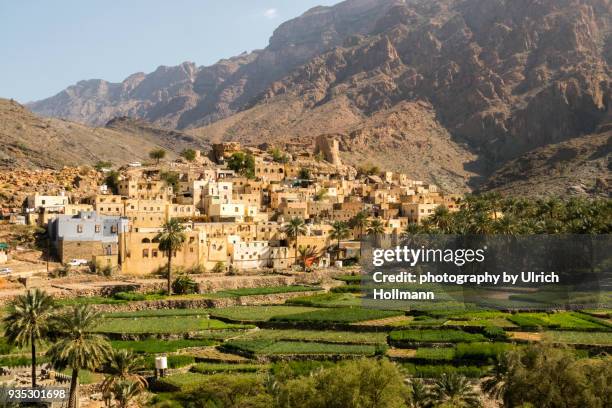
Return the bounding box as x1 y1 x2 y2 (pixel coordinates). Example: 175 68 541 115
117 178 173 201
48 211 129 268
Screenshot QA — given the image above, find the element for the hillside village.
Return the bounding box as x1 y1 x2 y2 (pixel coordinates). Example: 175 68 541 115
0 135 461 276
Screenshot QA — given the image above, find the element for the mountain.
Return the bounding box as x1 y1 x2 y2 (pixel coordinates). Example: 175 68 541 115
0 98 209 170
29 0 399 129
27 0 612 194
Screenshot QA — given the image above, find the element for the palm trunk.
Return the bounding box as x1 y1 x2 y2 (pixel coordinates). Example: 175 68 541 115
167 251 173 295
294 234 298 267
68 368 79 408
30 333 36 388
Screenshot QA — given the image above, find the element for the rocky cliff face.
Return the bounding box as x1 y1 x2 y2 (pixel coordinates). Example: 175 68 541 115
27 0 612 194
258 0 611 166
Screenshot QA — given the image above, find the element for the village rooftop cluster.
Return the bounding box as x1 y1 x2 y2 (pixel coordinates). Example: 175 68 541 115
1 136 462 275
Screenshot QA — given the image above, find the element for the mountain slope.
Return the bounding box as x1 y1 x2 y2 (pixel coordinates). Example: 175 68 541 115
481 130 611 197
0 99 209 170
29 0 399 129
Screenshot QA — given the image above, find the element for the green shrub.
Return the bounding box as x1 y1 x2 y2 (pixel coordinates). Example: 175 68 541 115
172 275 198 295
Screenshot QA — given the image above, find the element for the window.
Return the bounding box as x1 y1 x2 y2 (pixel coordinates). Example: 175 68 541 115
143 249 149 258
95 225 101 233
152 250 158 257
111 225 118 233
77 224 83 233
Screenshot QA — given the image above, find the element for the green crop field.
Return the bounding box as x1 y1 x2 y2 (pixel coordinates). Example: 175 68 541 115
270 307 403 323
191 363 265 374
261 341 378 355
152 372 212 392
389 330 486 344
214 285 321 297
444 318 516 328
223 339 378 356
508 312 610 330
543 331 612 345
92 316 249 334
239 329 388 345
209 306 320 322
111 338 215 353
414 347 455 361
286 293 362 308
455 342 509 360
104 308 211 318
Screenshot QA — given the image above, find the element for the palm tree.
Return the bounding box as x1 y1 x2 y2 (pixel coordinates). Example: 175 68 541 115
350 211 369 239
101 349 147 400
297 246 318 270
3 289 55 387
481 353 510 402
428 206 454 233
156 218 187 295
330 221 350 261
112 380 142 408
408 378 431 408
366 218 385 247
47 305 111 408
430 373 481 408
282 217 306 266
350 211 369 257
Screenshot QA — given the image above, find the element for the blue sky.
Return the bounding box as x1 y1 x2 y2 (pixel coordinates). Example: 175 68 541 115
0 0 339 103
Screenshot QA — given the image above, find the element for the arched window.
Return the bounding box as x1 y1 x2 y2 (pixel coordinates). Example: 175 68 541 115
142 238 151 243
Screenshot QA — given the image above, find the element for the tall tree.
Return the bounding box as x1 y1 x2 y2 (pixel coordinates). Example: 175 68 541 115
282 217 307 265
3 289 55 388
180 148 197 162
366 218 385 247
350 211 369 256
149 148 166 164
350 211 369 239
155 219 187 295
330 221 350 261
47 305 111 408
